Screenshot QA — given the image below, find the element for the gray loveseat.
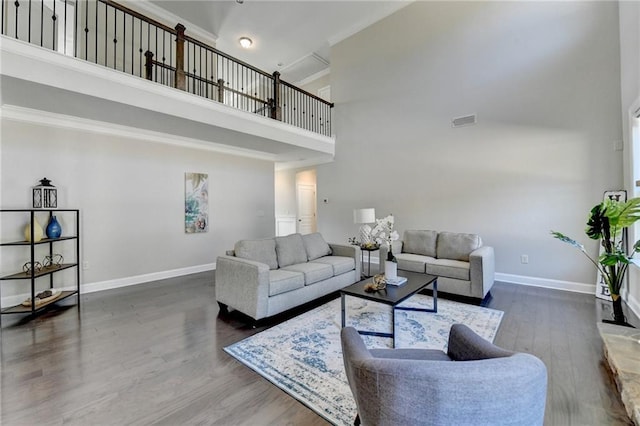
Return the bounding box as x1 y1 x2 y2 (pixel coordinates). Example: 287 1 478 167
216 232 361 321
380 230 494 301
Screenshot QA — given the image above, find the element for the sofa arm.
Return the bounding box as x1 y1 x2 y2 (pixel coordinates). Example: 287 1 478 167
469 245 495 299
329 243 362 278
215 255 270 320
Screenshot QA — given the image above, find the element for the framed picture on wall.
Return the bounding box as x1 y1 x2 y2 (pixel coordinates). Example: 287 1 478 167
185 172 209 233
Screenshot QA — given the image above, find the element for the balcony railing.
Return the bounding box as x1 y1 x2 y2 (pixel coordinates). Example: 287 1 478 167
1 0 334 137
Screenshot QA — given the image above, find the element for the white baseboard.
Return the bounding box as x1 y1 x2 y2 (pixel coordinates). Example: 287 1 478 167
495 272 595 294
1 263 215 308
626 292 640 322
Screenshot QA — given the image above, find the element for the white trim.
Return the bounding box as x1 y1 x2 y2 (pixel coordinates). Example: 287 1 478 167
327 2 414 47
495 272 595 294
1 105 280 162
295 68 331 87
0 263 215 308
120 0 218 46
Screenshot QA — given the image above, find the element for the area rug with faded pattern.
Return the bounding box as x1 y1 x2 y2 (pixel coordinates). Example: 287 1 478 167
224 294 504 425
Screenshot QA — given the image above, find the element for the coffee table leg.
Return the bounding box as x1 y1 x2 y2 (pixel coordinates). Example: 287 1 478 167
433 279 438 313
341 293 346 328
392 306 396 348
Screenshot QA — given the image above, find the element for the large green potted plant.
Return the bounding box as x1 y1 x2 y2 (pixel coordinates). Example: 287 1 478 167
551 197 640 326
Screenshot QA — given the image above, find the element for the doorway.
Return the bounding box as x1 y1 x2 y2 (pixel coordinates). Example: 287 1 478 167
296 182 317 234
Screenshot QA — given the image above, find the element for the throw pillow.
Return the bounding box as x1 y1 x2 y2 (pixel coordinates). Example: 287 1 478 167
436 232 482 261
403 230 438 257
234 238 278 270
302 232 332 261
275 233 308 267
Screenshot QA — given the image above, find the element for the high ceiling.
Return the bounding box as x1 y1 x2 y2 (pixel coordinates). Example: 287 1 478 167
149 1 412 84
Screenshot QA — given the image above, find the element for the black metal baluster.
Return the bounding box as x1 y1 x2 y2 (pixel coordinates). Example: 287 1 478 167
74 0 78 57
39 0 43 45
138 19 142 76
51 0 55 51
130 14 134 74
27 0 31 42
122 11 126 72
84 0 88 59
64 0 67 55
104 2 107 66
112 6 116 69
93 0 97 62
1 0 5 36
13 0 19 39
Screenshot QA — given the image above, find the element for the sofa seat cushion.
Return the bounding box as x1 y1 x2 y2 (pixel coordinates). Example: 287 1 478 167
268 270 305 296
395 253 432 273
403 230 438 257
303 233 332 261
436 232 482 261
235 238 278 270
275 233 308 267
312 256 355 275
426 258 470 281
282 262 334 285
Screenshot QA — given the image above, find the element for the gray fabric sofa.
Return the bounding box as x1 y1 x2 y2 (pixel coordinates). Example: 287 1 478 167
341 324 548 426
215 232 361 321
380 230 494 301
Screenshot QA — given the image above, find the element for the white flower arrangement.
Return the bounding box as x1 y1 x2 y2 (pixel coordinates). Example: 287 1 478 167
371 214 400 249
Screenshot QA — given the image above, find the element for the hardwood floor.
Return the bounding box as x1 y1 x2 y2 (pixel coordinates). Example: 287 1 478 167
0 272 636 425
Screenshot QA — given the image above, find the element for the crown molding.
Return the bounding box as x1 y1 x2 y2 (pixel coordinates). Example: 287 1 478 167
120 0 218 47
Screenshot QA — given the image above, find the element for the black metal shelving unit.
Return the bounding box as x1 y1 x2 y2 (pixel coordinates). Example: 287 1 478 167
0 209 80 318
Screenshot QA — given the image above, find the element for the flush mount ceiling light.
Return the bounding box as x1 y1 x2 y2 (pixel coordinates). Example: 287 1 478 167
239 37 253 49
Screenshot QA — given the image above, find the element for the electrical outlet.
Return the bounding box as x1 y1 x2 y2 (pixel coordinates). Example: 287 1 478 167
82 261 90 270
520 255 529 264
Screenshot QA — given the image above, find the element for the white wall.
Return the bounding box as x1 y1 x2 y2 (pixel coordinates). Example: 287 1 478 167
0 115 274 303
619 0 640 315
318 1 623 289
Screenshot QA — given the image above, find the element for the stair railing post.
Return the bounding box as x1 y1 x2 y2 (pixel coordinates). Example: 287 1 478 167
175 23 186 90
144 50 154 80
271 71 282 121
217 78 225 103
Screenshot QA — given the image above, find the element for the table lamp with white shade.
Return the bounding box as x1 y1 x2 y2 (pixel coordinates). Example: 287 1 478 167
353 208 376 246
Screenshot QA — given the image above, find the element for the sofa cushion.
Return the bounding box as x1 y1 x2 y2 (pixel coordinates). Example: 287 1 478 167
403 230 438 257
275 233 308 267
234 238 278 270
436 232 482 261
426 258 471 281
268 269 305 296
282 262 334 285
395 253 431 273
312 256 355 275
303 232 332 261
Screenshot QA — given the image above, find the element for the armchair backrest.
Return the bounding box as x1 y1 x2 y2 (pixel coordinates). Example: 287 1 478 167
341 325 547 426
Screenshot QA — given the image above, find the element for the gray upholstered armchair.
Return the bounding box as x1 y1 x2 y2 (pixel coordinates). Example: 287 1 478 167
340 324 547 426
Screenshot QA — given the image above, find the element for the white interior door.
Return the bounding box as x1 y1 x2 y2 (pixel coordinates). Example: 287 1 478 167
296 183 317 234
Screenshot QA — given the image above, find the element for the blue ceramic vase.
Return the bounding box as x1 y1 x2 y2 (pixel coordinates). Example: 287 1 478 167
46 216 62 239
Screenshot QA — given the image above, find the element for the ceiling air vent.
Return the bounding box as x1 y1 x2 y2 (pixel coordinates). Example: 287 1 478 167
452 114 477 128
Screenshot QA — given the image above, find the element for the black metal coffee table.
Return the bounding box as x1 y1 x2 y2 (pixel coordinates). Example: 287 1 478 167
340 271 438 348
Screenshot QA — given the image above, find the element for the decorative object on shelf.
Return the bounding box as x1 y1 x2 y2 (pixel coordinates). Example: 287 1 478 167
43 254 64 268
364 273 387 292
552 196 640 327
21 289 62 308
24 217 44 242
23 261 43 274
353 208 376 246
185 172 209 233
46 216 62 239
32 177 57 209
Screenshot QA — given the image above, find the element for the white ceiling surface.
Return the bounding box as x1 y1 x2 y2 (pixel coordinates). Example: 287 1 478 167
149 0 413 84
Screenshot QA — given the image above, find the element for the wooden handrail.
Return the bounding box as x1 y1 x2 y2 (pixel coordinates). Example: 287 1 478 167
102 0 176 34
280 79 334 107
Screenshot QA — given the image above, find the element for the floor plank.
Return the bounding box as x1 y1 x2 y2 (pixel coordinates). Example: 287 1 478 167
0 272 636 425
